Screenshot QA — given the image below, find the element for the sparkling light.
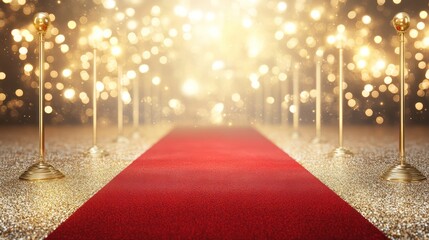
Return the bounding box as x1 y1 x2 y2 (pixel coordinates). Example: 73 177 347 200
64 88 76 100
44 105 53 114
111 45 122 57
62 68 72 78
152 76 161 86
310 9 322 21
102 0 116 9
182 79 199 97
0 0 427 125
0 72 6 80
416 102 424 111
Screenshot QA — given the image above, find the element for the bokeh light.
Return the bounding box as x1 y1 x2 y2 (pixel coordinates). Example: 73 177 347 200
0 0 428 125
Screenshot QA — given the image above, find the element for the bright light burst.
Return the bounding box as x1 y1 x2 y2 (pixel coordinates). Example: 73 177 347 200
182 79 199 97
0 0 428 125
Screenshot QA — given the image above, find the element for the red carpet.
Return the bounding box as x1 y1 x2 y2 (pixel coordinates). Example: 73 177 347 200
47 127 387 239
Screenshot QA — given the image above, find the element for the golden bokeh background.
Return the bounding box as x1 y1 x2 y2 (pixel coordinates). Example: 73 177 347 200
1 0 429 125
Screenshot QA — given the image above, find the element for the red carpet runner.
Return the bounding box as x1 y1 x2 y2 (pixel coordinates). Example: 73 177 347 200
47 127 387 239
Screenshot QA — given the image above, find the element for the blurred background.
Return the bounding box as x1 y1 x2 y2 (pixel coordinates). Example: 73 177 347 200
0 0 429 126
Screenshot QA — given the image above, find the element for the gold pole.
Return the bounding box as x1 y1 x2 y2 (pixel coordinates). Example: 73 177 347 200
85 45 107 156
283 76 289 127
382 12 426 182
39 31 45 162
329 32 353 158
116 66 128 143
399 32 405 165
316 59 321 140
312 50 324 144
20 12 64 181
149 80 153 124
118 66 123 136
132 77 140 139
338 46 344 149
93 48 97 147
292 63 299 138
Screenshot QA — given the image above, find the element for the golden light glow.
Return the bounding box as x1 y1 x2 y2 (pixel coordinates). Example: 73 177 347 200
182 79 199 96
283 22 297 35
0 72 6 80
276 2 287 12
44 105 53 114
310 9 322 21
211 103 224 124
362 15 372 24
89 26 104 48
67 21 77 29
96 81 105 92
111 45 122 57
0 0 427 126
152 76 161 86
62 68 72 78
121 91 131 104
416 102 424 111
15 89 23 97
64 88 76 99
139 64 149 73
327 35 336 45
127 70 137 80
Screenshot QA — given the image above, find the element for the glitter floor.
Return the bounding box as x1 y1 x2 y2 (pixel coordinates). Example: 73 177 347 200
0 124 172 239
0 124 428 239
259 124 429 240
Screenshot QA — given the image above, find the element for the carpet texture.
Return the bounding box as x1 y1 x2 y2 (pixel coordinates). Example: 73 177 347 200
47 127 387 239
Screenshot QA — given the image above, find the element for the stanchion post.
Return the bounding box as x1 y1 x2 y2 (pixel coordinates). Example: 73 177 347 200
381 12 426 182
20 12 64 181
312 48 325 144
292 63 300 139
132 76 141 139
86 26 108 157
328 25 353 158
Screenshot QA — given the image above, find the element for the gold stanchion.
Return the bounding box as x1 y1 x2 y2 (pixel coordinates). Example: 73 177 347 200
328 26 353 158
85 27 108 157
381 12 426 182
116 65 129 143
312 48 326 144
20 13 64 181
132 77 141 139
111 45 129 143
292 63 300 139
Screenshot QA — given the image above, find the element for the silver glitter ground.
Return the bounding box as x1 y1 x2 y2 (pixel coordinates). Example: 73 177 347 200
0 124 428 239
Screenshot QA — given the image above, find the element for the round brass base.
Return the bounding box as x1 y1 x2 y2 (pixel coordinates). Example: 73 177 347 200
85 145 108 157
329 147 353 158
20 162 64 181
381 163 426 182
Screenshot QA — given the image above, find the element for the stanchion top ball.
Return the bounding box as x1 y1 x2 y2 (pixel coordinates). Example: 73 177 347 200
392 12 410 33
33 12 50 33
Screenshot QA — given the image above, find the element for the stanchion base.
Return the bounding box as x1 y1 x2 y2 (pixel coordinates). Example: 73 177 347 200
85 145 108 157
382 163 426 182
329 146 353 158
115 136 130 144
20 162 65 181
